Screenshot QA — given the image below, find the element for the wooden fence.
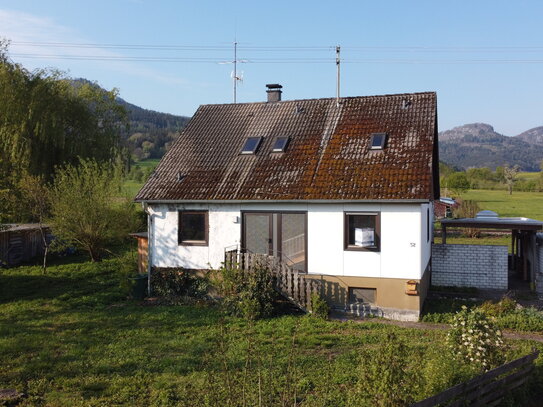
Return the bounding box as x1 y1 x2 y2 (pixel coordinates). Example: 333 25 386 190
411 350 539 407
224 250 321 312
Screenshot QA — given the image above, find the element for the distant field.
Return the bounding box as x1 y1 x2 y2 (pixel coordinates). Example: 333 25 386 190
122 159 161 198
461 189 543 220
133 158 160 169
517 172 540 181
123 180 144 197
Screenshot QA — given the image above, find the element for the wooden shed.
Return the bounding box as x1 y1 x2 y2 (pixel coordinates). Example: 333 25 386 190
0 224 52 267
130 232 148 275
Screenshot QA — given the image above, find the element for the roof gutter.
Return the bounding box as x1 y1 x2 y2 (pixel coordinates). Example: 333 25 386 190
135 198 432 204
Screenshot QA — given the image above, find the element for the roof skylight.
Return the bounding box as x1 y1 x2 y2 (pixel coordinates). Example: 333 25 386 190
272 136 290 152
241 137 263 154
370 133 387 150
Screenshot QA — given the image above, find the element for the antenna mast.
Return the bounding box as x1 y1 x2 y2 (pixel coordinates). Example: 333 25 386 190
336 45 341 107
233 41 238 103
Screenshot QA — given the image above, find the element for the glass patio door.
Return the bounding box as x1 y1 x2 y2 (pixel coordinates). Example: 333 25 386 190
243 213 272 255
242 212 306 272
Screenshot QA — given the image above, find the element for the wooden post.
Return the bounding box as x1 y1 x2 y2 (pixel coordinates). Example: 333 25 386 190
293 270 299 303
306 278 312 310
523 234 528 281
442 225 447 244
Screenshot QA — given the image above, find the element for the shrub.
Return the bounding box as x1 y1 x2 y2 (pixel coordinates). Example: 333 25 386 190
215 261 276 320
49 159 141 261
477 296 517 317
310 293 330 319
151 268 209 304
452 199 481 237
446 306 505 372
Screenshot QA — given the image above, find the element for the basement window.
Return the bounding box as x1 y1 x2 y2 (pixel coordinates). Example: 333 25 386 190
241 137 263 154
370 133 387 150
272 136 290 152
178 211 208 246
344 212 380 251
349 287 376 304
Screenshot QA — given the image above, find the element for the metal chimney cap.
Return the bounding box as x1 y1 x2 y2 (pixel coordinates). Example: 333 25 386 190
266 84 282 89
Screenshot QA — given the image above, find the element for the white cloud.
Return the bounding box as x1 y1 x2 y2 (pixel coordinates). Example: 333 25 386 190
0 8 188 86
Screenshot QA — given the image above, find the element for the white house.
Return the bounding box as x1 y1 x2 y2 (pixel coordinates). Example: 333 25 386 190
136 85 440 321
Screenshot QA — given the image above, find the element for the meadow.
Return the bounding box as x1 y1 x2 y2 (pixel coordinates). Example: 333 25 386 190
462 189 543 220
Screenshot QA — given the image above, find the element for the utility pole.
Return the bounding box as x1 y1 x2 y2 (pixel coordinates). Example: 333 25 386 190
336 45 341 107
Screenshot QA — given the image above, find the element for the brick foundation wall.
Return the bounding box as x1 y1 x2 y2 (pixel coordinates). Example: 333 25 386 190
431 244 508 290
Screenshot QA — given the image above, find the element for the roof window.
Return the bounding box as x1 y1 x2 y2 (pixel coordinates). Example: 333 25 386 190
241 137 263 154
272 136 290 152
370 133 387 150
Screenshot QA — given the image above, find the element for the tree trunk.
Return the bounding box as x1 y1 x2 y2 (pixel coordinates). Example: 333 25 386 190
39 225 48 274
88 246 101 262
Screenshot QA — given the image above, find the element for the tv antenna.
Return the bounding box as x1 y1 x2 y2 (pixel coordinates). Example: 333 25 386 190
219 41 248 103
336 45 341 107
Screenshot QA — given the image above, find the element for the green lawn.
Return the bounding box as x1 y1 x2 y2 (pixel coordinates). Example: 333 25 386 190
461 189 543 220
2 253 541 406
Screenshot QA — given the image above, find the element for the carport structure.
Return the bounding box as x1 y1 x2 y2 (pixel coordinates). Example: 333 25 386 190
441 211 543 289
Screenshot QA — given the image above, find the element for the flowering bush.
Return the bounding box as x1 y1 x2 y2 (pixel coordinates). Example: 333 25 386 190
446 305 505 371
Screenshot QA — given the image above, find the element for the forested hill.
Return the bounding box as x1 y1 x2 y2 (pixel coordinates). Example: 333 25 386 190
439 123 543 171
72 78 190 160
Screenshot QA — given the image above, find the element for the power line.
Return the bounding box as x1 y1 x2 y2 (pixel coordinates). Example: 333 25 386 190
11 41 543 52
11 53 543 64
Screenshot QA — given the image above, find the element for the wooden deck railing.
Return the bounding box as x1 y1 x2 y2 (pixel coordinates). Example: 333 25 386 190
224 250 321 313
411 350 539 407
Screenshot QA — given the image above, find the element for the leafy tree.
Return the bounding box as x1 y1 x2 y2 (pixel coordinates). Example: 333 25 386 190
49 159 140 261
446 172 470 197
0 42 126 222
503 164 520 195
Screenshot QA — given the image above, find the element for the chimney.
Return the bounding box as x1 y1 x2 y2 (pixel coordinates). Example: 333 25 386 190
266 83 282 102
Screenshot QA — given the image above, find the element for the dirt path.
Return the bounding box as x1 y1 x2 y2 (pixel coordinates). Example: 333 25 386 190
330 313 543 342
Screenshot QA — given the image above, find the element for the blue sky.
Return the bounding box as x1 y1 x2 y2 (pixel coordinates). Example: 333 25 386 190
1 0 542 135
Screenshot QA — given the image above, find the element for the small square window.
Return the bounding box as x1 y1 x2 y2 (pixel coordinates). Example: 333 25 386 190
370 133 387 150
349 287 376 304
179 211 208 246
241 137 263 154
272 136 290 152
345 212 380 251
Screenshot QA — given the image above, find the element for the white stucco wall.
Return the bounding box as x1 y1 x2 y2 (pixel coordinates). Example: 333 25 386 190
148 201 429 280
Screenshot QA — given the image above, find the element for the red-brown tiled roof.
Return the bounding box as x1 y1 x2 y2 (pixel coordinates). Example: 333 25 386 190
135 92 439 201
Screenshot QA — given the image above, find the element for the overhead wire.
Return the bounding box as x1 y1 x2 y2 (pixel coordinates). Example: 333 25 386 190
8 41 543 64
